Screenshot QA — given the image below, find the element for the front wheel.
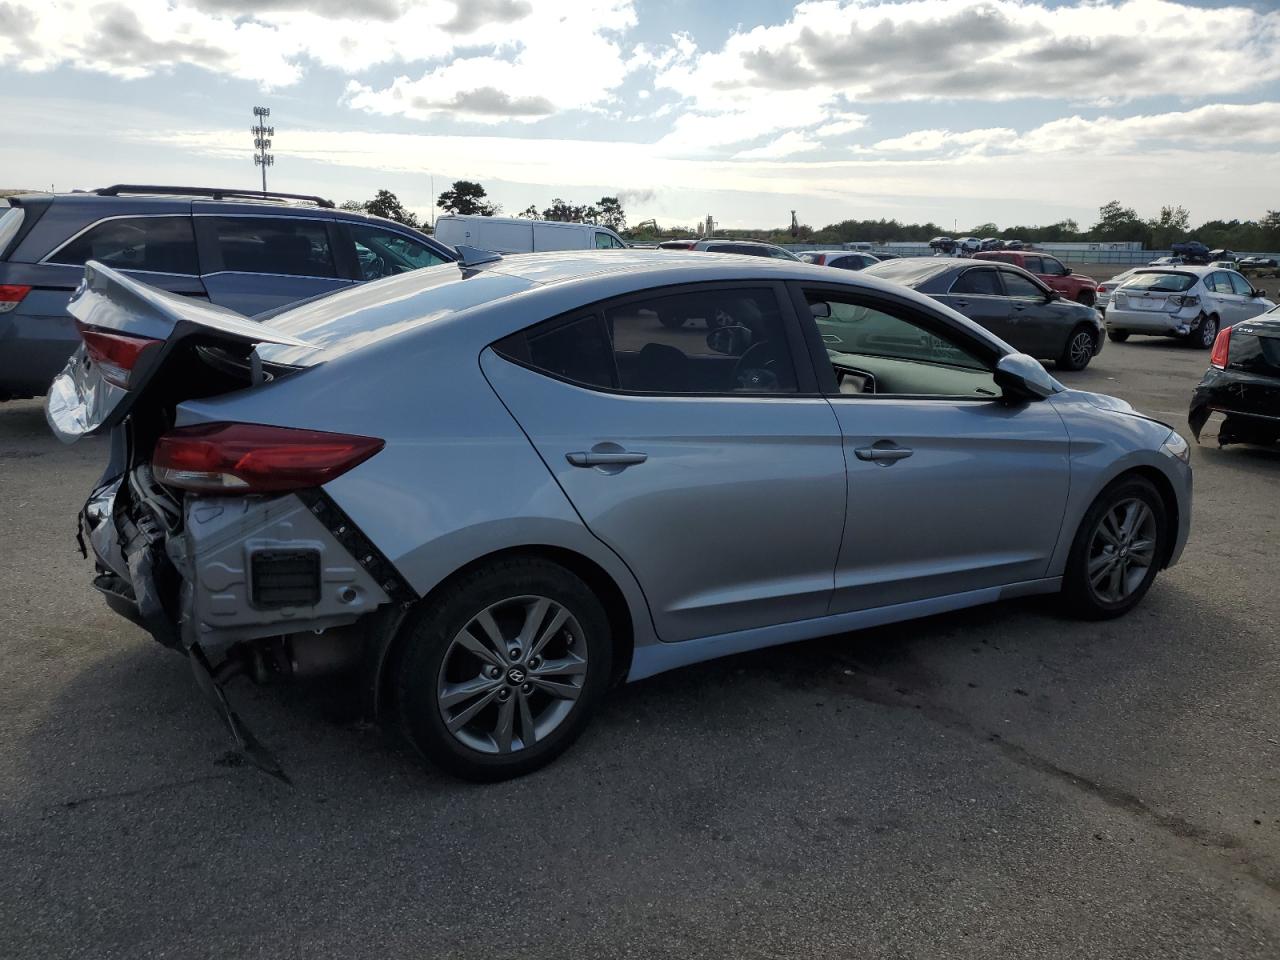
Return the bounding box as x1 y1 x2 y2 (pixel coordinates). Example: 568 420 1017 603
395 558 612 781
1058 326 1096 371
1060 476 1168 620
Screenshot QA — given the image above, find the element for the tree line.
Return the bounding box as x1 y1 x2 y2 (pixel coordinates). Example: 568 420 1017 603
338 189 1280 252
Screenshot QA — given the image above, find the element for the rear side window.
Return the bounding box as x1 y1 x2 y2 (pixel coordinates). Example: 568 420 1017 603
49 216 197 274
208 217 335 278
950 268 1002 296
496 287 799 395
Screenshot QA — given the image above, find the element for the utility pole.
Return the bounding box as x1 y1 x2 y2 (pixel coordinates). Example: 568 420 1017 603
252 106 274 193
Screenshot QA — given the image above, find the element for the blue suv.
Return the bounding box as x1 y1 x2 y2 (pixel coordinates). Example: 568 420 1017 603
0 185 456 400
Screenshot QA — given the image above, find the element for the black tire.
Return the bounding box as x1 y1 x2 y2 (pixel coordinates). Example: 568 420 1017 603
1060 475 1168 620
1058 325 1096 371
1107 329 1130 343
1076 290 1096 307
1188 313 1218 349
395 557 612 782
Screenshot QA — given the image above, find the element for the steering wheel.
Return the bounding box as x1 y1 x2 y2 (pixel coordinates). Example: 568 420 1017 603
733 340 779 391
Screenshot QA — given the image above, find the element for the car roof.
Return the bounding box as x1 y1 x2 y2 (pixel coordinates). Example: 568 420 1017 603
804 249 869 257
256 250 980 366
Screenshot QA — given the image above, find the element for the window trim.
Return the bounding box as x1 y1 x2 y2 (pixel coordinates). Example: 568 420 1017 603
785 280 1006 401
40 213 200 274
492 279 821 399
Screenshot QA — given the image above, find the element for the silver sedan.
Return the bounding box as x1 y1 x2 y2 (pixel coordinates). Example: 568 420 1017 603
48 250 1192 780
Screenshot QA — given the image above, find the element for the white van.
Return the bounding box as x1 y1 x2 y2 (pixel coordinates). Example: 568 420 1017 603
433 215 628 254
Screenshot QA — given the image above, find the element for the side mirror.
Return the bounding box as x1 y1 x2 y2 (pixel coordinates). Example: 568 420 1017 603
1046 289 1060 301
994 353 1057 401
1253 288 1266 298
809 301 832 319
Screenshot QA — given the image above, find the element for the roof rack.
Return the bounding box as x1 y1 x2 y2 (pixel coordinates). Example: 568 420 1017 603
93 185 335 209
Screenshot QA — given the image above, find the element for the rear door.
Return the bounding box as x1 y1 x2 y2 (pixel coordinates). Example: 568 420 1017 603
193 208 350 314
481 281 847 642
934 266 1015 343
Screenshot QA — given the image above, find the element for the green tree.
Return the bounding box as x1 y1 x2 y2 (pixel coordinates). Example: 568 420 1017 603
1147 204 1190 249
338 200 364 212
363 189 419 228
437 180 497 216
518 204 541 219
597 196 626 231
1091 200 1148 243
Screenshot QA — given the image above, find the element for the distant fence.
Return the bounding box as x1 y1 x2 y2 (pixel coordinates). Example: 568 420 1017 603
781 243 1280 266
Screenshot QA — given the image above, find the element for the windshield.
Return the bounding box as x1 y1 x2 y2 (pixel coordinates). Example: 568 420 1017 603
1121 271 1197 293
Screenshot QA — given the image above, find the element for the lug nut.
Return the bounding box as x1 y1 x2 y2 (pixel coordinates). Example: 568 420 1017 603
521 683 532 694
497 687 511 702
508 647 522 661
487 666 502 679
528 655 542 670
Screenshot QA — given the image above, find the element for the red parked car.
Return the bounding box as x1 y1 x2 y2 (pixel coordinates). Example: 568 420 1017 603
973 250 1099 306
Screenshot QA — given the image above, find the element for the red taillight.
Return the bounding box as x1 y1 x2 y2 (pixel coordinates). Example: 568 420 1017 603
1097 285 1109 293
1210 325 1232 369
0 284 30 314
78 323 161 388
153 423 384 494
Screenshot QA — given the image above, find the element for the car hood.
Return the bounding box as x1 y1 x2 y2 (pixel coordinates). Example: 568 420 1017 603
1070 389 1136 415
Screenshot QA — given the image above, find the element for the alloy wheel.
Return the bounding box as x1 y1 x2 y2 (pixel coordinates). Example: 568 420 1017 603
1199 316 1218 348
1087 498 1158 604
436 595 588 755
1068 330 1094 368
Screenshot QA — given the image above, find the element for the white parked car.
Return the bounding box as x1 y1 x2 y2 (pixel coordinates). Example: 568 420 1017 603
434 215 628 254
1105 265 1276 347
1147 256 1183 266
1095 268 1139 313
957 236 982 254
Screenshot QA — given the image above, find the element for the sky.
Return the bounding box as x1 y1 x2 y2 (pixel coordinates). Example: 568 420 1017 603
2 0 1279 231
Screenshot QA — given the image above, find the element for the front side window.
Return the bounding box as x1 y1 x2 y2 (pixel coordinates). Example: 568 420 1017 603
807 291 998 398
497 287 799 395
208 217 336 278
950 267 1002 296
1228 272 1254 296
1001 271 1044 299
595 232 614 249
50 216 198 274
349 223 447 280
1043 258 1068 276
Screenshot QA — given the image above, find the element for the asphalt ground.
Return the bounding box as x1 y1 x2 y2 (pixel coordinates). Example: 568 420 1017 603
2 332 1278 959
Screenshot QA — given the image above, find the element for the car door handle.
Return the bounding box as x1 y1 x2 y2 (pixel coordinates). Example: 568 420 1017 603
952 299 970 308
566 450 648 467
854 443 914 464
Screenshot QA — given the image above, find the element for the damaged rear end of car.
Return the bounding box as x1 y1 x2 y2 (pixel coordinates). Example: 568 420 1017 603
48 261 408 777
1189 314 1280 448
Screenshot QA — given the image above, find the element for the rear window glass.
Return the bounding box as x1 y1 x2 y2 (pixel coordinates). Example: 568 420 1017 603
1123 271 1197 293
255 269 532 366
50 216 198 274
862 258 952 286
209 216 335 278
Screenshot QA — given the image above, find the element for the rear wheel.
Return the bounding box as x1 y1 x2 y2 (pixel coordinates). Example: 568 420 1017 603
395 557 611 781
1061 476 1168 620
1107 330 1130 343
1189 313 1218 349
1058 325 1096 371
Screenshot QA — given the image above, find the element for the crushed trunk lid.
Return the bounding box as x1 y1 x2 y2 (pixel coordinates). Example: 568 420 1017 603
46 260 311 442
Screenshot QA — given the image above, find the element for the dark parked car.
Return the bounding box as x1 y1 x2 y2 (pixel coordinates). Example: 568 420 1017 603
861 257 1104 370
0 185 456 400
1189 309 1280 447
928 236 956 254
800 250 881 270
1171 240 1211 264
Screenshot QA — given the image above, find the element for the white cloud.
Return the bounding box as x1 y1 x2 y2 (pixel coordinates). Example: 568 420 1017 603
734 131 823 160
815 115 869 137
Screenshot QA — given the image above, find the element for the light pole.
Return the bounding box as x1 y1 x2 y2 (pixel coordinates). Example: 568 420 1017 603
252 106 274 193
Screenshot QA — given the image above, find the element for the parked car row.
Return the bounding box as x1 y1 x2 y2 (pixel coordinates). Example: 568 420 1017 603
0 185 456 401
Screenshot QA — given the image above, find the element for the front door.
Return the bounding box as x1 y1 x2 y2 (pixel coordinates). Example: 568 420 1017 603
933 265 1016 343
794 284 1071 613
481 282 847 642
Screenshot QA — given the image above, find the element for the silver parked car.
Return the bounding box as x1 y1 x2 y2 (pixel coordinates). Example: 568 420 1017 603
48 251 1192 781
1105 265 1276 347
